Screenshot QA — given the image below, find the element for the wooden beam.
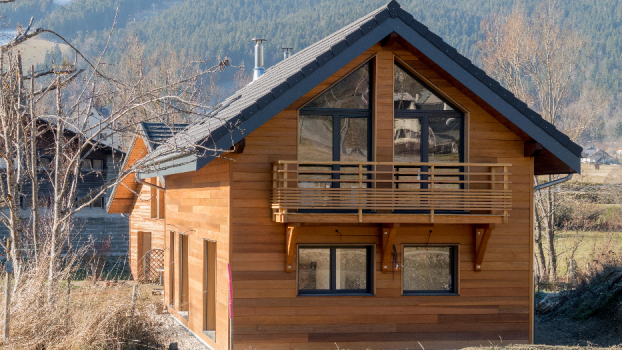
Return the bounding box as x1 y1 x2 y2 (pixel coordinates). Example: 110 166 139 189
285 224 300 273
474 224 495 271
381 224 399 273
381 32 399 47
524 142 543 157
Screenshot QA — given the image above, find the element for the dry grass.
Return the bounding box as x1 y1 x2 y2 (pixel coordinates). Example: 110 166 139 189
571 164 622 185
0 246 164 349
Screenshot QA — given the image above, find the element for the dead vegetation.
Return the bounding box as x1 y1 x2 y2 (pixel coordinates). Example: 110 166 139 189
0 239 164 350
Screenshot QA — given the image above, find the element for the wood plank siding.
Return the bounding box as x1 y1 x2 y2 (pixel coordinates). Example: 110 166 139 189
164 158 231 349
223 41 534 349
128 181 166 280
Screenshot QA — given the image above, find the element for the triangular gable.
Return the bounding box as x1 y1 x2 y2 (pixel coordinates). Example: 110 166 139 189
139 0 582 178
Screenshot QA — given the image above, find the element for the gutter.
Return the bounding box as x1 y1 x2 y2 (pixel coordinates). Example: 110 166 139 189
534 174 573 191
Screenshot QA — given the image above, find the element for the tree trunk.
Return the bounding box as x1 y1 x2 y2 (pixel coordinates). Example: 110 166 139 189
534 206 547 279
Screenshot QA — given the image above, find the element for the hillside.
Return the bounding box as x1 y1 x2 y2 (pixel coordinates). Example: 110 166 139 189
3 0 622 116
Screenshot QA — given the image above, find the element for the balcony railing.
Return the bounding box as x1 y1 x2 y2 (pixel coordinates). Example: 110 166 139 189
271 161 512 224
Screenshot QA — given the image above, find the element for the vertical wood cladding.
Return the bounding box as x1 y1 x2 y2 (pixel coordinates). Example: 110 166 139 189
225 42 533 349
164 158 231 349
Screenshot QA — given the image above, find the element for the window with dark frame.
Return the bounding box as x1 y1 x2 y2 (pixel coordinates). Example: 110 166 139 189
298 60 373 191
402 245 458 295
393 61 465 197
298 246 374 295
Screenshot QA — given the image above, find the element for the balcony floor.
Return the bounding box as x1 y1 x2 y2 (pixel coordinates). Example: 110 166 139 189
274 212 507 224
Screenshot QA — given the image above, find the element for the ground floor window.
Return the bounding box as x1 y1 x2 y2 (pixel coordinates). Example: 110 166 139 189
402 245 458 295
298 246 373 295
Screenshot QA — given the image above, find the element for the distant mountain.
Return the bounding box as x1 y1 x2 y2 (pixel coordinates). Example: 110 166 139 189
4 0 622 102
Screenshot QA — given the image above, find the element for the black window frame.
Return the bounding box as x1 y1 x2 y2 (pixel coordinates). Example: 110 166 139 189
297 245 374 296
402 244 459 296
299 58 374 190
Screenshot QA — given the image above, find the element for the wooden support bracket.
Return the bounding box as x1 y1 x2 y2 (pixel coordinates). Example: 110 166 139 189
285 224 300 273
381 224 399 273
474 224 495 271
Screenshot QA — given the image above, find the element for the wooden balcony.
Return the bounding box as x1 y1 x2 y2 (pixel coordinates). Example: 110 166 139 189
272 161 512 224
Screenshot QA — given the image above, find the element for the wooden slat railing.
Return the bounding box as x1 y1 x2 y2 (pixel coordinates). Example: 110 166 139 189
272 161 512 223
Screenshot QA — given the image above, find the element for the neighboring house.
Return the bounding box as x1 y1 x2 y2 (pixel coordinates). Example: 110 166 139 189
581 148 614 164
108 1 582 349
0 119 127 256
106 122 189 280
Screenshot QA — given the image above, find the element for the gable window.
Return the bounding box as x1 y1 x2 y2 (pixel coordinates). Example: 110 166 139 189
402 245 458 295
394 62 463 163
298 246 373 296
394 62 464 193
299 61 372 189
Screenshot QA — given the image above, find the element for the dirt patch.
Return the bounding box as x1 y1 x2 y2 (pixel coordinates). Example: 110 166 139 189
535 315 622 347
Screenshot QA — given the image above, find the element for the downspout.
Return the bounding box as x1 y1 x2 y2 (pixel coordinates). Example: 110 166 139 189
534 174 573 191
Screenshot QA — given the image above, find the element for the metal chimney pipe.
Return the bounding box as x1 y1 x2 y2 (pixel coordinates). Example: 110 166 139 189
252 38 267 81
282 47 293 60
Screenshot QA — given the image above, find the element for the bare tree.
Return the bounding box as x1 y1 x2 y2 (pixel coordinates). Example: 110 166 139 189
478 0 608 281
0 12 237 298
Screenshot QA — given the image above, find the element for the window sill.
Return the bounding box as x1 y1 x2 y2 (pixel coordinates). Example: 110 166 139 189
178 311 188 320
402 292 460 296
203 331 216 341
297 293 375 297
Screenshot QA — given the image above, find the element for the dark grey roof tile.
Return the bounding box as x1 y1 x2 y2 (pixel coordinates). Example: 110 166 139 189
455 55 472 70
316 50 335 67
286 71 305 87
271 81 289 98
409 18 429 36
482 76 502 93
387 0 400 17
568 143 583 156
359 18 379 35
439 42 458 59
301 61 320 77
424 31 443 48
256 93 275 109
345 30 364 45
331 40 349 56
374 9 390 23
240 103 260 121
397 9 414 26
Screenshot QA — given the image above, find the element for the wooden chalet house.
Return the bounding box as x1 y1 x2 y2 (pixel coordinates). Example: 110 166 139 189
108 1 582 349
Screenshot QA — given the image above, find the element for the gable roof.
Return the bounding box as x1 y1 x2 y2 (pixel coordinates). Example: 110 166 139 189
106 122 189 214
139 0 582 178
141 122 190 151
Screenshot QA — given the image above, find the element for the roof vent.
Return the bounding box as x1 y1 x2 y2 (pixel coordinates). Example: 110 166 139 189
252 38 267 81
282 47 293 60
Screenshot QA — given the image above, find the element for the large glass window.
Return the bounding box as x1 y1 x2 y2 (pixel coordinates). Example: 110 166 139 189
394 62 464 193
299 61 373 189
403 246 458 295
298 246 373 295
